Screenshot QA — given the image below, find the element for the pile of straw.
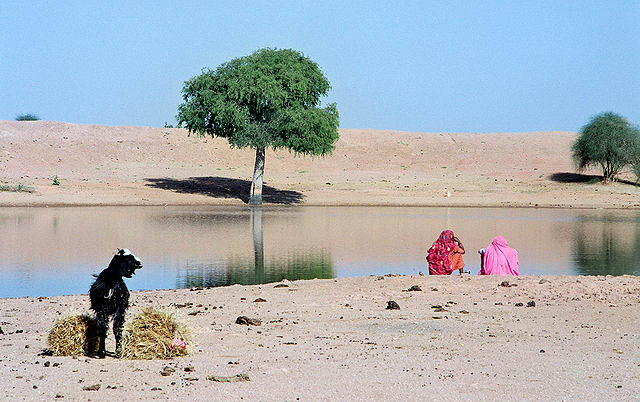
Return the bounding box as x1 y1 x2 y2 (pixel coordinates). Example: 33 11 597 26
47 314 100 356
119 307 189 360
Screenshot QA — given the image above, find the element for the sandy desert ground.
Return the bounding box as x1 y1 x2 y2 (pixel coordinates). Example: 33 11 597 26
2 120 640 208
2 121 640 400
1 275 639 400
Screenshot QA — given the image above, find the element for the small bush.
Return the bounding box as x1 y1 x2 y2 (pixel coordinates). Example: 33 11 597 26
15 113 40 121
0 184 35 193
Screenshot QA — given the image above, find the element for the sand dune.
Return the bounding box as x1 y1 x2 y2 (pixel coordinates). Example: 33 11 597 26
2 120 639 208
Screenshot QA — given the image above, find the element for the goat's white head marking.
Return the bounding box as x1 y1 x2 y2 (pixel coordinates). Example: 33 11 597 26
117 248 142 265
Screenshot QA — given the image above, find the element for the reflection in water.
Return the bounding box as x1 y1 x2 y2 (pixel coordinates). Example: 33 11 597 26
572 219 640 276
176 207 335 288
176 251 335 288
253 207 265 283
2 206 640 298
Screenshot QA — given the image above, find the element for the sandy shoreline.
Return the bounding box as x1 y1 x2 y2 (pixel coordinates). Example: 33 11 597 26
2 121 640 209
1 275 639 400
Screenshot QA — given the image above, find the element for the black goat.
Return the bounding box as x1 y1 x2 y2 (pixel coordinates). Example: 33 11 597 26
89 249 142 358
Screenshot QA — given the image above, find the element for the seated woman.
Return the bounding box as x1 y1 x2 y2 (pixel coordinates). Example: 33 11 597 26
479 236 519 276
427 230 465 275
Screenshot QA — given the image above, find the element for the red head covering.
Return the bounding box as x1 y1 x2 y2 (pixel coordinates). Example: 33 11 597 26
427 230 456 275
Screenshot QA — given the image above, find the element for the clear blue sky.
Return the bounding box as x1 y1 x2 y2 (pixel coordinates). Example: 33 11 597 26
1 1 638 132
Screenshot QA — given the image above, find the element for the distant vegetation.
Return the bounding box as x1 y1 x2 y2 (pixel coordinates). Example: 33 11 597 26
15 113 40 121
572 112 640 183
0 184 35 193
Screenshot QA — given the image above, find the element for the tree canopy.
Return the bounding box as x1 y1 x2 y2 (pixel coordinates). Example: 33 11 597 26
177 48 339 155
15 113 40 121
572 112 640 183
177 48 339 205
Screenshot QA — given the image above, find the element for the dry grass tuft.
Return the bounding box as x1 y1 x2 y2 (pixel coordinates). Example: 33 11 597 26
47 314 100 356
119 307 189 360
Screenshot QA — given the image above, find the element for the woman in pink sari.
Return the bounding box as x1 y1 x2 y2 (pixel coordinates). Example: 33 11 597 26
479 236 519 276
427 230 465 275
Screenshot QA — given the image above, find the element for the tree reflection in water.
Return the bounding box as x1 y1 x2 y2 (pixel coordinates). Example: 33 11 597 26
176 207 334 288
572 220 640 276
177 252 334 288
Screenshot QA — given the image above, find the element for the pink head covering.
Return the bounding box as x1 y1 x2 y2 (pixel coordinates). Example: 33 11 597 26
480 236 519 276
427 230 456 275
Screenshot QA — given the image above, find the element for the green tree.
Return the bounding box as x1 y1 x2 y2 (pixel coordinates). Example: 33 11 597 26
15 113 40 121
177 48 339 205
572 112 640 183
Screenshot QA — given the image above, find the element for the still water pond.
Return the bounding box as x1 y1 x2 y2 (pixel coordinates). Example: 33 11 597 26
1 206 639 298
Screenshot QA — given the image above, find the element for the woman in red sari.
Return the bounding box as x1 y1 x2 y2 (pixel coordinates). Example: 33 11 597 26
427 230 466 275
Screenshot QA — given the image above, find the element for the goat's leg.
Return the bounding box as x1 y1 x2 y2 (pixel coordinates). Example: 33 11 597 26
95 311 109 358
113 307 126 357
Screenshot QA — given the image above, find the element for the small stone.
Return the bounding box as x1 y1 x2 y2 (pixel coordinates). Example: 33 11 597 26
160 366 176 376
459 310 469 314
431 287 438 291
386 301 400 310
514 302 524 307
274 283 289 288
151 387 162 391
236 316 262 326
405 285 422 292
500 281 511 287
418 271 424 276
82 384 101 391
539 279 550 284
184 366 195 372
527 300 536 308
44 361 50 367
253 298 267 303
539 349 545 353
0 326 4 335
55 394 64 399
207 373 251 382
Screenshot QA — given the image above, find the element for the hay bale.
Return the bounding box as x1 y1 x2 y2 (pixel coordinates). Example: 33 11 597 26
47 314 99 356
119 307 189 360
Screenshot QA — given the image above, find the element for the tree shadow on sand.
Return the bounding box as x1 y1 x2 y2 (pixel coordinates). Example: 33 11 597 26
549 172 637 186
144 177 304 205
548 172 602 183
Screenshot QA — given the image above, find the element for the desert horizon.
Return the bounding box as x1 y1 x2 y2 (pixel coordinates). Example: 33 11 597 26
1 120 639 209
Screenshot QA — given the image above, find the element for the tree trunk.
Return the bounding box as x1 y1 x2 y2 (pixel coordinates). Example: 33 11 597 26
249 147 265 205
